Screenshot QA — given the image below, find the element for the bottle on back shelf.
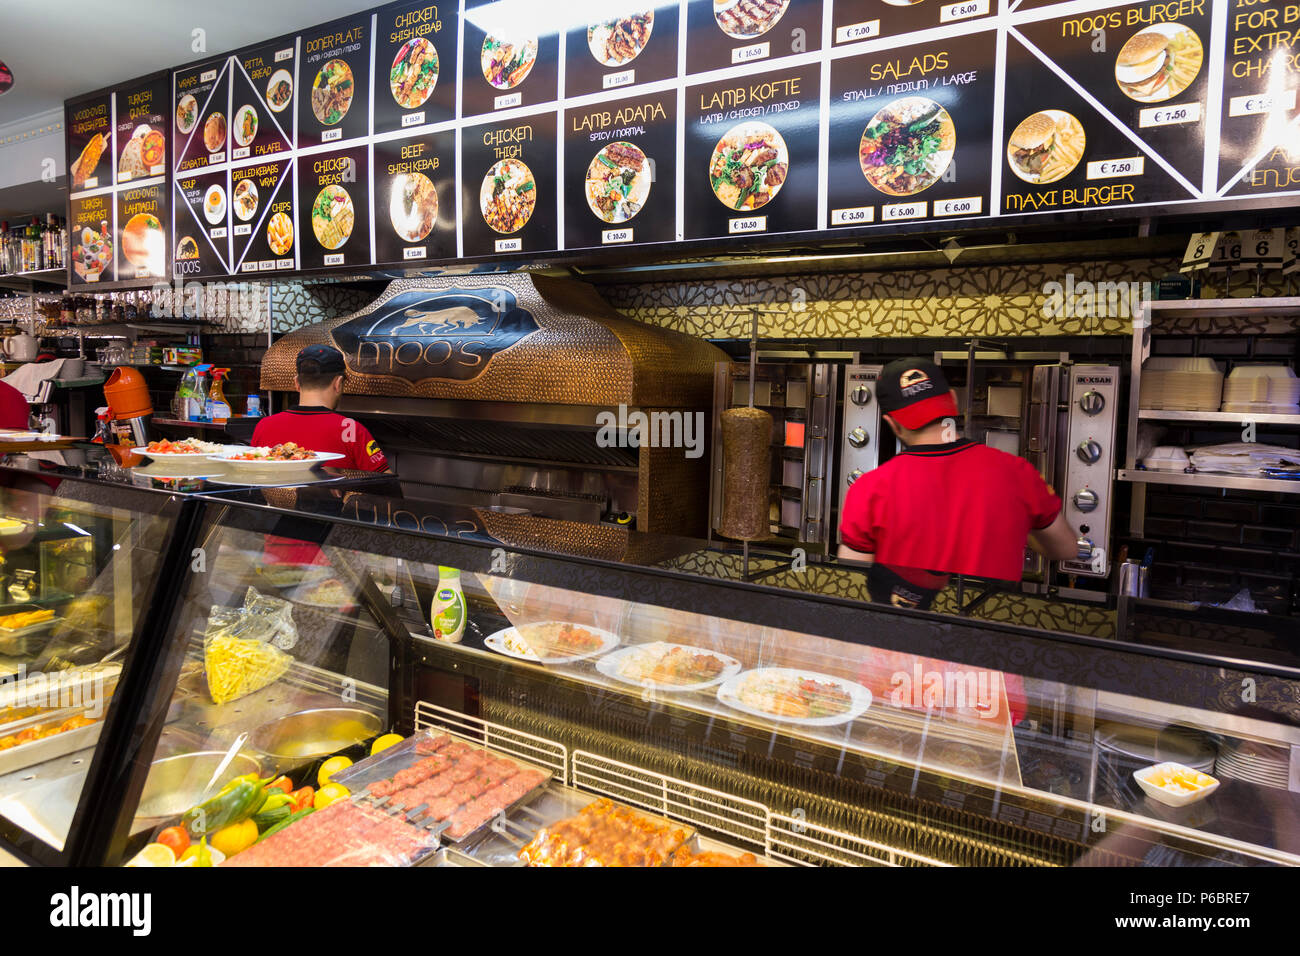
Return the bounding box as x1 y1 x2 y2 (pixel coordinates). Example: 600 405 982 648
430 567 467 643
207 368 231 423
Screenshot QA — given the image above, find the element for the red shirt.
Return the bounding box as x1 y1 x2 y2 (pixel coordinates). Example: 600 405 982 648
0 381 29 429
840 438 1061 581
251 406 388 472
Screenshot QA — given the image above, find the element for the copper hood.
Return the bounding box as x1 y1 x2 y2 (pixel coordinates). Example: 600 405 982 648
261 273 723 409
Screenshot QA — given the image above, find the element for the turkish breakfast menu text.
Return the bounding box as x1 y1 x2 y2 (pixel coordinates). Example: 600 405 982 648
59 0 1300 285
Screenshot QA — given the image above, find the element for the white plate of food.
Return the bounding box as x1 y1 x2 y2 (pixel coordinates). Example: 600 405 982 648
595 641 742 692
203 185 226 224
208 444 346 468
233 104 259 147
265 69 293 112
484 621 620 665
287 576 355 610
133 439 228 459
232 178 259 222
716 667 873 727
0 517 31 537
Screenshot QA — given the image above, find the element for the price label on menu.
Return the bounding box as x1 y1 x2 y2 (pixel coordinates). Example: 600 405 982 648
602 229 633 244
495 238 522 253
836 20 880 43
1229 89 1297 118
934 196 982 217
831 206 875 226
940 0 988 23
729 216 767 234
733 43 770 64
1087 157 1145 180
882 202 927 221
1180 231 1218 273
1140 103 1201 128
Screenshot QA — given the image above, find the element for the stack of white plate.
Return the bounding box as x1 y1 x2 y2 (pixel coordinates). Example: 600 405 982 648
1215 737 1292 790
1220 365 1300 415
1142 445 1190 471
1139 356 1225 411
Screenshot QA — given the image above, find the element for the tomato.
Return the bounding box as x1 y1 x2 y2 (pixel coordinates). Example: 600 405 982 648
156 826 190 857
267 775 294 795
289 786 314 812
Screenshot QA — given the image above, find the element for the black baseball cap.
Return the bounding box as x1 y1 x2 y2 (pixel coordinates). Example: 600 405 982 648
296 344 346 375
877 358 959 430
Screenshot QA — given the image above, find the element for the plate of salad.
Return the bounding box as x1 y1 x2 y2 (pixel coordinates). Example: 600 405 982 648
858 96 956 197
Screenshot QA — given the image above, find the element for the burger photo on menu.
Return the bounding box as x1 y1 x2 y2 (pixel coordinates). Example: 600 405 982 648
390 172 439 242
1006 110 1085 185
176 94 199 134
588 11 654 66
266 211 294 256
709 122 789 211
312 59 356 125
312 184 356 249
714 0 790 39
1114 24 1203 103
585 141 652 223
481 158 537 233
481 32 538 89
390 37 439 108
859 97 955 197
266 69 293 112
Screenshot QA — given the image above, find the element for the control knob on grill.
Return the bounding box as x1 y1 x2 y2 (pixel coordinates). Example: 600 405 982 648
1076 439 1103 464
1075 537 1095 561
1073 488 1099 512
850 385 873 406
847 468 865 484
1079 391 1106 415
847 427 869 449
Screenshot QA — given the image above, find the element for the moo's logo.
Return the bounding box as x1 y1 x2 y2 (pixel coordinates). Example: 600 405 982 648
332 288 540 383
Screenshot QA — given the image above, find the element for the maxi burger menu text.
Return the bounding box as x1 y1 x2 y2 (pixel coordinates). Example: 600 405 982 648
63 0 1300 285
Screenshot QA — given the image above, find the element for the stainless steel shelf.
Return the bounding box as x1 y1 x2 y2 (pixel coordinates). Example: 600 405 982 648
1138 409 1300 426
1146 297 1300 319
1117 468 1300 494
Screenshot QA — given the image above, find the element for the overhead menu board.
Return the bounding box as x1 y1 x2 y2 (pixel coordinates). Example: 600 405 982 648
62 0 1300 287
66 72 169 287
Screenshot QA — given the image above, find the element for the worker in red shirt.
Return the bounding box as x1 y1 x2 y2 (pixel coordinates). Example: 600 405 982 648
0 379 30 430
838 358 1077 580
252 344 390 473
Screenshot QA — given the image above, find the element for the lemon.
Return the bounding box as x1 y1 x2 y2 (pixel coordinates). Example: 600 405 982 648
370 734 403 756
317 755 353 787
210 818 259 857
314 782 350 809
125 843 175 867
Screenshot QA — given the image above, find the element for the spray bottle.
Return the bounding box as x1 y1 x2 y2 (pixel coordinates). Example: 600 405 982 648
207 368 231 424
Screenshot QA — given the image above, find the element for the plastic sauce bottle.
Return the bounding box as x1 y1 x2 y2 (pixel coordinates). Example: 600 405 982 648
430 567 466 643
207 368 231 423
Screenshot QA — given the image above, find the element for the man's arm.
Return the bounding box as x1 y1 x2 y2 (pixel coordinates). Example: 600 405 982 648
1028 512 1080 561
836 543 875 565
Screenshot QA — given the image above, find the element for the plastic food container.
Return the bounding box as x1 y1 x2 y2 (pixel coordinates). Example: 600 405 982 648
1133 762 1220 807
1142 446 1190 471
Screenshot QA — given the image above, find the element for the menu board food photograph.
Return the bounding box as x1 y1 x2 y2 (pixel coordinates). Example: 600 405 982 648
174 58 232 174
828 31 995 228
685 63 821 239
564 2 681 97
461 113 558 256
374 130 458 263
461 0 560 117
69 193 115 284
297 145 372 269
232 157 296 273
298 13 373 148
564 90 677 249
374 0 460 132
233 36 297 160
115 184 167 280
58 0 1300 286
686 0 823 75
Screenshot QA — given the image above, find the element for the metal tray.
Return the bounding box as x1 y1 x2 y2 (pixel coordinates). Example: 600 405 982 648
0 609 56 655
334 728 554 847
0 715 103 777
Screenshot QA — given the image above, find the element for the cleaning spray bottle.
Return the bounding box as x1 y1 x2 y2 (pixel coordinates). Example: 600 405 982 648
430 566 467 643
207 368 231 424
187 364 212 422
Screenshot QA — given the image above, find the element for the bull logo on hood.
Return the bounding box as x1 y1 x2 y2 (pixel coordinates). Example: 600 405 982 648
331 287 540 383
